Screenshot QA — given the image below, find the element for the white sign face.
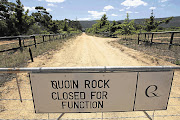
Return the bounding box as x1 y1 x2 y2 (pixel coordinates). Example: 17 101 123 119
30 73 137 113
134 71 174 111
30 71 173 113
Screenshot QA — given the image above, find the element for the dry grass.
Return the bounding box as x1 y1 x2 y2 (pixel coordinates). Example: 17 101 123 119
0 34 81 68
117 34 180 65
0 34 81 86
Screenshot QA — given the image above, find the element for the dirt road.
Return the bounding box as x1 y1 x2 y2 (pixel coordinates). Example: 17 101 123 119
0 33 180 119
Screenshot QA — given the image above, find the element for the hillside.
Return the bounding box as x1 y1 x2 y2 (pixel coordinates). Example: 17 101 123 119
80 16 180 29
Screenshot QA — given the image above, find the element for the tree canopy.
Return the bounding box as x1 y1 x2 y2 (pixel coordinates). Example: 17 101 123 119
86 13 135 37
144 10 173 32
0 0 82 37
86 11 173 36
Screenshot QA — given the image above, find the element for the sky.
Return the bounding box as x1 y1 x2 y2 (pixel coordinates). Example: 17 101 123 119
9 0 180 21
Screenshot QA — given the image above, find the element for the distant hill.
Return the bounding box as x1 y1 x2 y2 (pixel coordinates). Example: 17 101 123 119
79 16 180 29
79 21 97 30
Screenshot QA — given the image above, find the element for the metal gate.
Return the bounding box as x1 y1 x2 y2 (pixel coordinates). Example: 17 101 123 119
0 66 180 120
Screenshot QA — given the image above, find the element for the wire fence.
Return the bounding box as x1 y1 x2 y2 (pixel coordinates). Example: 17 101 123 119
0 67 180 119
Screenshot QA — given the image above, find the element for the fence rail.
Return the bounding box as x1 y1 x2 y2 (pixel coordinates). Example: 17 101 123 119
0 33 80 64
88 31 180 50
137 31 180 49
0 33 76 53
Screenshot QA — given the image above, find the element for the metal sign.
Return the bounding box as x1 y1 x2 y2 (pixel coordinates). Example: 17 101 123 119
134 72 173 111
30 71 173 113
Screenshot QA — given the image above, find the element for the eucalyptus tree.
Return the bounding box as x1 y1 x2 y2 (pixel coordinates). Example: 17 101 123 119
0 0 34 36
0 0 17 36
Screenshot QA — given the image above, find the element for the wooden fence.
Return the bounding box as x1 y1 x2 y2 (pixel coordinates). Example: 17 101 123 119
0 33 74 52
137 31 180 49
0 33 79 62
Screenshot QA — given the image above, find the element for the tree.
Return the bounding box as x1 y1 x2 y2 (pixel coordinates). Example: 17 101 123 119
63 19 68 31
114 13 135 37
134 23 143 31
15 0 23 35
144 10 173 32
109 20 117 36
101 14 108 26
0 0 16 20
21 9 35 34
0 20 8 36
0 0 81 36
14 0 35 35
85 14 115 35
51 21 59 33
0 0 18 36
0 0 35 36
32 6 52 31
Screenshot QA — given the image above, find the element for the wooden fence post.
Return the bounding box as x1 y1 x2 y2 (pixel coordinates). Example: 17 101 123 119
145 33 146 41
29 48 34 62
18 37 23 52
43 35 45 42
150 33 154 46
33 36 37 48
169 32 174 49
49 35 51 41
138 33 140 45
18 37 22 48
148 34 149 41
23 39 25 46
